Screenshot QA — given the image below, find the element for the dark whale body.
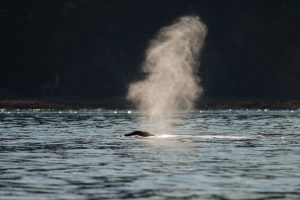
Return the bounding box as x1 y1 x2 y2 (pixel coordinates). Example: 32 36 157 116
124 131 154 137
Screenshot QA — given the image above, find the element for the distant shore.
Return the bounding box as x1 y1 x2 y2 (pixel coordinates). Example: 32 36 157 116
1 98 300 110
0 98 127 110
198 99 300 110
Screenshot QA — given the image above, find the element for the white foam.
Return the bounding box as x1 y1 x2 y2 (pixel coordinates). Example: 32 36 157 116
152 134 250 140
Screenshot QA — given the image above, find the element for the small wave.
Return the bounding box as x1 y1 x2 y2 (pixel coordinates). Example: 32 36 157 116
152 134 252 140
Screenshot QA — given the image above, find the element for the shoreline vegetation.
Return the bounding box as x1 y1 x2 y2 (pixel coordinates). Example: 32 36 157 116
1 98 300 110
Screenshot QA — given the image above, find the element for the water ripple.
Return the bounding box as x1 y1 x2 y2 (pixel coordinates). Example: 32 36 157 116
0 110 299 199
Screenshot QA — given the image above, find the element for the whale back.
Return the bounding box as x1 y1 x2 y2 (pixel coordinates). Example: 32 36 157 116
124 131 154 137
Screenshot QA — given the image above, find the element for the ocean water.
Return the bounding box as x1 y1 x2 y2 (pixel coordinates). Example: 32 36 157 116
0 109 299 200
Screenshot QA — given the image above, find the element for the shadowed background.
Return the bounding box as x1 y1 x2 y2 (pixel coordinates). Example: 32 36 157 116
0 0 300 104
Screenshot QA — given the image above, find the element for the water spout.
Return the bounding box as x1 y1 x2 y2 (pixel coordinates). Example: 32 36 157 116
127 16 207 134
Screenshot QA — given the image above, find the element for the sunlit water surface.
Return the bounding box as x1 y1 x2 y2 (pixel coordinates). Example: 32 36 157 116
0 109 299 200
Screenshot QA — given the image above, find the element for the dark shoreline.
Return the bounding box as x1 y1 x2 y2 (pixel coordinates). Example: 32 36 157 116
0 98 127 110
1 98 300 110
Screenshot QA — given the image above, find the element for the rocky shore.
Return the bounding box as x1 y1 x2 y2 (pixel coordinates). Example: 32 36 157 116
1 99 300 110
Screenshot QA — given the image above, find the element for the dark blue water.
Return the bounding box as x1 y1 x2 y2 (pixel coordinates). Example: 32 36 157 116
0 109 299 200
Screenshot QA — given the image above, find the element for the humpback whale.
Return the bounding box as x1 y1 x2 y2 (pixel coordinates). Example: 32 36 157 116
124 131 154 137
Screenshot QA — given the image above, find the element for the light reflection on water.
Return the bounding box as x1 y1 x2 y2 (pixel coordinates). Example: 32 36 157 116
0 109 300 200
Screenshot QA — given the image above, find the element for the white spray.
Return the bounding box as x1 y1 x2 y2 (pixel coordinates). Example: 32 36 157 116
127 16 207 134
